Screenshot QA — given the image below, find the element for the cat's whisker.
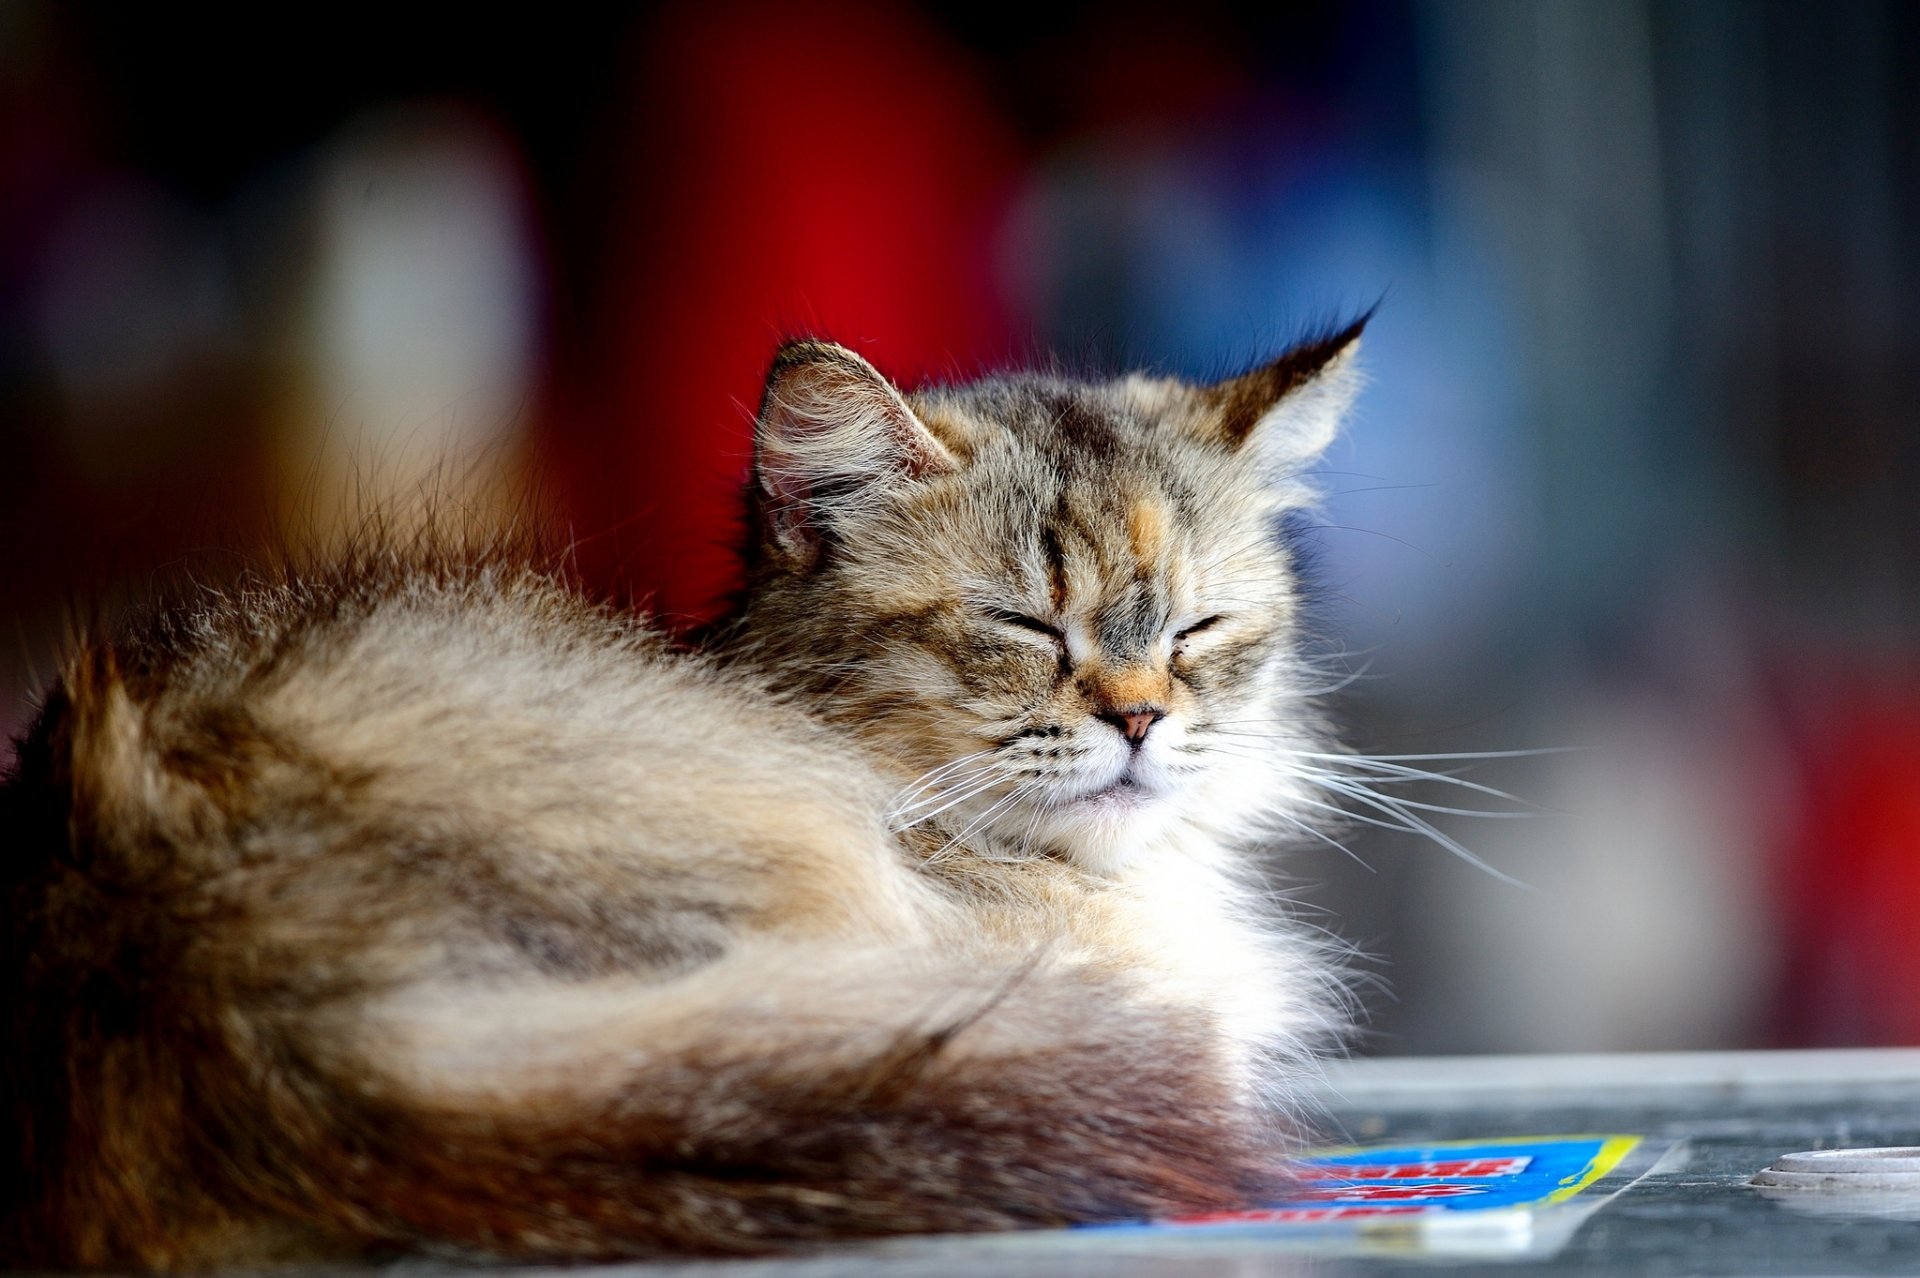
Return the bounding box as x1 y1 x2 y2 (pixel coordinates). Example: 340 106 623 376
1273 664 1378 697
1288 789 1458 838
1319 765 1532 808
923 782 1040 865
1297 767 1512 821
887 771 1016 829
1170 737 1536 883
1292 773 1533 890
1288 750 1550 809
888 750 1003 807
886 762 1009 813
1290 769 1452 787
1285 750 1539 814
1016 795 1048 860
1290 643 1385 666
1266 809 1376 871
1311 747 1580 762
1198 727 1319 741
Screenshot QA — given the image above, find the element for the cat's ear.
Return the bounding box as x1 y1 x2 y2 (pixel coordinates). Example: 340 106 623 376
1198 315 1369 474
753 340 957 565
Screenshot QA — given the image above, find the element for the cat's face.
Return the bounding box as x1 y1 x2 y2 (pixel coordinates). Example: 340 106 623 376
744 332 1363 874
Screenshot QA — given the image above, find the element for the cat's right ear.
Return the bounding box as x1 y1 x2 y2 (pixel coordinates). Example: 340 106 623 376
752 341 957 567
1197 314 1369 476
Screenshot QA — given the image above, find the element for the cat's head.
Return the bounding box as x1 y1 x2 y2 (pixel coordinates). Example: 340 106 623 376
740 323 1365 875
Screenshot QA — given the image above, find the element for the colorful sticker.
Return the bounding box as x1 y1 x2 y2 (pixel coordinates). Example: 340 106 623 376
1161 1135 1642 1228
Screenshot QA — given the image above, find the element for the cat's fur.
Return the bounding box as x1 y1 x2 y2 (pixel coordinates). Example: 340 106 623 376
0 322 1364 1268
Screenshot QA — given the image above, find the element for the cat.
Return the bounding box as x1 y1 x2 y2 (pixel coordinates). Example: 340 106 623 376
0 319 1366 1269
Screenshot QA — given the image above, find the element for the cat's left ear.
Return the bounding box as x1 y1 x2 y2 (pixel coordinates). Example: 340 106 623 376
1199 314 1369 474
753 340 958 566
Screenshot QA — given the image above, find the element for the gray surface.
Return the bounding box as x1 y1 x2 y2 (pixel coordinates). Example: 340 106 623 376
1313 1096 1920 1275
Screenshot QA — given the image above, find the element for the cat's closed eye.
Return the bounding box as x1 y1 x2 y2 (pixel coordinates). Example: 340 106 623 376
984 608 1066 647
1174 614 1227 651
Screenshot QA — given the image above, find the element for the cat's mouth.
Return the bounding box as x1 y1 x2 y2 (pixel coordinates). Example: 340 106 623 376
1065 773 1153 809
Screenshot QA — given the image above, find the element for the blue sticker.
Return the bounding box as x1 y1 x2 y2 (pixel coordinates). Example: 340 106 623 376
1127 1135 1642 1230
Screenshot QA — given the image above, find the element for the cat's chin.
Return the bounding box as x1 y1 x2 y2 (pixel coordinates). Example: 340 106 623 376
1027 785 1183 876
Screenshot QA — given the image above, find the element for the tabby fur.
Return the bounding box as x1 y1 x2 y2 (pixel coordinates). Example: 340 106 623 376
0 320 1365 1267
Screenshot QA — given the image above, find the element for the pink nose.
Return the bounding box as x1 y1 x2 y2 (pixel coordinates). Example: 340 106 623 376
1100 709 1164 745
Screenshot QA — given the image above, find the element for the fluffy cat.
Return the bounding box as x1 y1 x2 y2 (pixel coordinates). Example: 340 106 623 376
0 321 1365 1269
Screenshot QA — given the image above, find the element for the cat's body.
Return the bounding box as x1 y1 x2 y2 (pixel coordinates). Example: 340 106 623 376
1 325 1365 1268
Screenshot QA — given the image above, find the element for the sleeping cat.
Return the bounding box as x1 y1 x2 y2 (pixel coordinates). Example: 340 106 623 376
0 320 1365 1268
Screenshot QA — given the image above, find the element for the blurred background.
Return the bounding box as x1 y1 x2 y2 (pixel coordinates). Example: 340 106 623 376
4 0 1918 1056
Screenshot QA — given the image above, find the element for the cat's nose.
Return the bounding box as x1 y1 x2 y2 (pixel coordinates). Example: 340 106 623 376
1098 707 1165 746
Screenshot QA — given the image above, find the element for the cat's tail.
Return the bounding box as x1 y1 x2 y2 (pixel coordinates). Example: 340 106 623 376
249 947 1285 1261
10 937 1289 1267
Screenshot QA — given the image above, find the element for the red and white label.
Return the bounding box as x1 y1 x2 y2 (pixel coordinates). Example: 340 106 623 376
1289 1183 1488 1203
1170 1205 1429 1226
1306 1156 1532 1180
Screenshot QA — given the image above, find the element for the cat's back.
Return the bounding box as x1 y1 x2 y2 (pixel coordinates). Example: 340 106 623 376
10 554 932 998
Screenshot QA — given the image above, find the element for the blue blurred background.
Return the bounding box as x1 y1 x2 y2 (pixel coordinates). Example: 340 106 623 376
5 1 1918 1055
